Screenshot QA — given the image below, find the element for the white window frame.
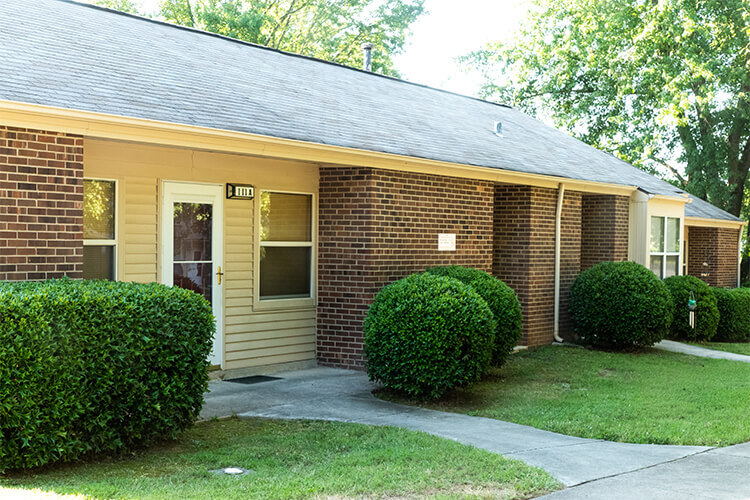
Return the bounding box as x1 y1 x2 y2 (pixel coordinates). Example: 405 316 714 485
253 189 316 311
83 178 118 280
650 215 681 279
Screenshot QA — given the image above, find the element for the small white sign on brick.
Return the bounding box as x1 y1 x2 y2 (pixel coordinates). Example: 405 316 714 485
438 233 456 252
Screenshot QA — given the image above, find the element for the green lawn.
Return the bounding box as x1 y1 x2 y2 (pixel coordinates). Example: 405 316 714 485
688 341 750 356
378 345 750 447
1 418 560 500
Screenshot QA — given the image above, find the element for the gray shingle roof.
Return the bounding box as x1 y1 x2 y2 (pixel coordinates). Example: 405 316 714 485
0 0 741 222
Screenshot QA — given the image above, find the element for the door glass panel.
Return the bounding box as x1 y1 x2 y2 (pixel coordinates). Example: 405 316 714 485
173 203 212 262
650 217 664 252
650 255 663 279
173 202 213 303
666 218 680 253
665 255 679 278
173 263 212 303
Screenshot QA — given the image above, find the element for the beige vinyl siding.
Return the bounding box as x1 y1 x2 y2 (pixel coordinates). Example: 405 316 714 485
85 138 318 372
122 176 158 282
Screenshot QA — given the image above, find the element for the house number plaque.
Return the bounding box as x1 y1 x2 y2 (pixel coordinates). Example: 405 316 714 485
226 184 254 200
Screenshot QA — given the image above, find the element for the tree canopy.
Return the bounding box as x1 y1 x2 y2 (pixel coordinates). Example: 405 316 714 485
465 0 750 218
94 0 424 76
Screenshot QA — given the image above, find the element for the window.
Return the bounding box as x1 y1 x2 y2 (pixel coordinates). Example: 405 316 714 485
259 191 313 300
650 216 680 279
83 179 116 280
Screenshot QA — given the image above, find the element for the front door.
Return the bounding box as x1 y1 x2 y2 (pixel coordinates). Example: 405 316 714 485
161 182 223 368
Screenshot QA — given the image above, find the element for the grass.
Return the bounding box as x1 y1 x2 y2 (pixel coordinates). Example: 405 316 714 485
0 417 560 500
378 345 750 447
687 341 750 356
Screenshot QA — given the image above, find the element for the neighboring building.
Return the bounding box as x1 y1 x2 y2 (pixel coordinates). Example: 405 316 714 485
0 0 744 375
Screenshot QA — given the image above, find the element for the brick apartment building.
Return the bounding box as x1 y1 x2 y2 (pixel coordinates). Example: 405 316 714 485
0 0 744 376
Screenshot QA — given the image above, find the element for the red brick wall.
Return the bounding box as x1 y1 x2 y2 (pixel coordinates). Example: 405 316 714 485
0 126 84 281
560 191 582 338
493 184 581 346
317 167 494 368
581 194 630 270
687 226 739 288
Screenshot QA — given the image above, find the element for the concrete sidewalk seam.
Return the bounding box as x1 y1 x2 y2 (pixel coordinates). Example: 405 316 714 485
557 446 717 489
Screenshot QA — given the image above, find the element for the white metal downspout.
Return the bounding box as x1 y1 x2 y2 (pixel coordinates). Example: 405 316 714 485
554 183 566 343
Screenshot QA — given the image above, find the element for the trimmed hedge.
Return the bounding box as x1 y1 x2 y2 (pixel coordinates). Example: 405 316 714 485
0 279 214 471
426 266 522 367
711 287 750 342
569 261 673 349
364 273 496 399
664 275 719 342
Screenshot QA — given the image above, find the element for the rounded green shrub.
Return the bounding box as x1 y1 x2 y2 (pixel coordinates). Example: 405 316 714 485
711 287 750 342
426 266 522 367
664 275 719 342
364 273 496 399
569 261 673 349
0 279 214 471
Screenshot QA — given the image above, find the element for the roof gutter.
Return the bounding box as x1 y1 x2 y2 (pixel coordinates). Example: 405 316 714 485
0 99 639 196
684 216 747 229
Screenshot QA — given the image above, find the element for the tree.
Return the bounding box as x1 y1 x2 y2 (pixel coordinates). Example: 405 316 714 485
465 0 750 217
95 0 424 76
93 0 141 14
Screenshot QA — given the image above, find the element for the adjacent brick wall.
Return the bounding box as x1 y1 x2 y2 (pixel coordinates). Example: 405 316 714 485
0 126 84 281
560 191 582 338
317 166 494 369
687 226 739 288
581 194 630 270
492 184 581 346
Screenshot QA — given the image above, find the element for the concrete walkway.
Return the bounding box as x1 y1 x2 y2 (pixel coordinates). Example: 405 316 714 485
655 339 750 363
201 367 750 498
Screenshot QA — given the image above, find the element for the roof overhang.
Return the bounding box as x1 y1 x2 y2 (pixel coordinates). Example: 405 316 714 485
684 216 747 229
0 99 637 196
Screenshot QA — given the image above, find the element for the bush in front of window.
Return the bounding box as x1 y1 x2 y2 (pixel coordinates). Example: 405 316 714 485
0 279 214 471
570 261 673 349
364 273 496 400
426 266 522 367
664 275 719 342
710 287 750 342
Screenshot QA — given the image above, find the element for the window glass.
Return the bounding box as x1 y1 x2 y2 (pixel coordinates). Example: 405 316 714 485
649 216 681 279
666 217 680 253
259 191 313 300
665 255 679 278
260 247 312 298
83 180 115 240
650 255 663 279
650 216 664 253
83 179 116 280
261 192 312 242
83 246 114 280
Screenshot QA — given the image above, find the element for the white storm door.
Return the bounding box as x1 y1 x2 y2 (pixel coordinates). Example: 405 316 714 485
161 182 223 368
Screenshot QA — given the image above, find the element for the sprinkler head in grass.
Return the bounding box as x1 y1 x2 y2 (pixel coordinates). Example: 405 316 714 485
209 467 254 476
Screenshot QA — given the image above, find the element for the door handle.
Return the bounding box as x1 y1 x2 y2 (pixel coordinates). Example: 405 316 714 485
217 265 224 285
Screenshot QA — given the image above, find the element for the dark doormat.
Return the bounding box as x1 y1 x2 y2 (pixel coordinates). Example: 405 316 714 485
226 375 282 385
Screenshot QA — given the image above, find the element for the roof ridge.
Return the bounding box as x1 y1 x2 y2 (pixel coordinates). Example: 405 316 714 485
61 0 513 110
